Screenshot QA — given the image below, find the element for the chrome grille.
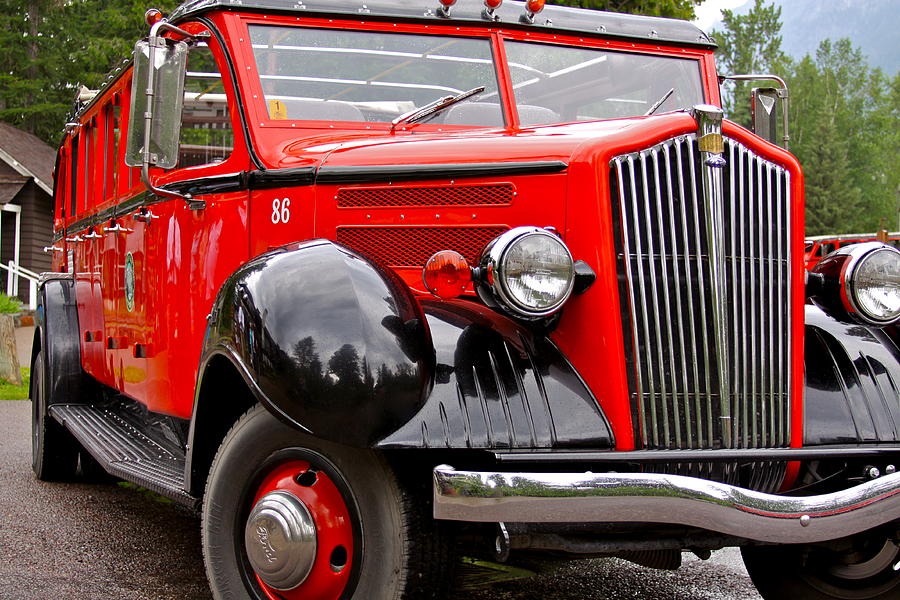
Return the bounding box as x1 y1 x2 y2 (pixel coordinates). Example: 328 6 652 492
611 135 791 451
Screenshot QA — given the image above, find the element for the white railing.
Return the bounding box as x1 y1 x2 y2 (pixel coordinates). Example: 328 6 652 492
1 261 39 310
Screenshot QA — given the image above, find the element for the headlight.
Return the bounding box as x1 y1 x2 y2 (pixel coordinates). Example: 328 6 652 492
477 226 575 318
844 243 900 325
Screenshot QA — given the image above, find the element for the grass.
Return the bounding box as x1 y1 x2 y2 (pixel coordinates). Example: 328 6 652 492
0 293 22 314
0 367 30 400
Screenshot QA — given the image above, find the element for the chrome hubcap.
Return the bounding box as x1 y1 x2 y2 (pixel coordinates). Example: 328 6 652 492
245 490 318 590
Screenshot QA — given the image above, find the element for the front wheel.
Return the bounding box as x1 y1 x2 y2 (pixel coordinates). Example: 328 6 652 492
742 536 900 600
202 404 454 600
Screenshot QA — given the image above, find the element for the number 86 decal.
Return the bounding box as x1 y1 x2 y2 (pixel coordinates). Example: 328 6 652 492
271 198 291 224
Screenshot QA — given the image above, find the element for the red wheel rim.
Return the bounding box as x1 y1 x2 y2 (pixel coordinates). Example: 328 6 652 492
249 459 355 600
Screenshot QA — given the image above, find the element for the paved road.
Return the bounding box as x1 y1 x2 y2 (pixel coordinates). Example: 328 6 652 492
0 400 762 600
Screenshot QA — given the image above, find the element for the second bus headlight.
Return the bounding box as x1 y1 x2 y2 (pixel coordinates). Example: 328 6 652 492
846 244 900 325
478 226 575 318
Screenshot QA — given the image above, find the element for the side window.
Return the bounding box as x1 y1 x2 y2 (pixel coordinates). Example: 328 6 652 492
69 132 79 218
82 123 93 214
103 100 119 202
180 42 233 168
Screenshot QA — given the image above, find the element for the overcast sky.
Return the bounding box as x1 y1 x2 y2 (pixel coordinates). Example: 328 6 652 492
692 0 748 31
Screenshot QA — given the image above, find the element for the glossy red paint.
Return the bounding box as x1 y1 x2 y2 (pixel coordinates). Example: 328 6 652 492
251 460 355 600
58 20 252 418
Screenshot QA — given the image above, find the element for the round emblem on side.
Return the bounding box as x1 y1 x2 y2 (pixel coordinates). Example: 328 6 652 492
124 252 135 312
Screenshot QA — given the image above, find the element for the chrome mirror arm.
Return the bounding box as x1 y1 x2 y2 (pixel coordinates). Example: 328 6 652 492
719 73 790 150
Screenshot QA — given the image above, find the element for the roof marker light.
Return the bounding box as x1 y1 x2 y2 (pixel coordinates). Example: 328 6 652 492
483 0 502 20
437 0 457 18
520 0 545 24
423 250 472 299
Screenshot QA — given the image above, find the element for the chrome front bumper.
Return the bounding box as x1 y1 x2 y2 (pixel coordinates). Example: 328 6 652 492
433 466 900 544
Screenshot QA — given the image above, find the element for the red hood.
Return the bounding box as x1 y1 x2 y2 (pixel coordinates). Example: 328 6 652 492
255 112 702 171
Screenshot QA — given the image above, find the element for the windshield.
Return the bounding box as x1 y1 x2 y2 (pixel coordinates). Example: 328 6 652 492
504 40 705 124
248 25 502 126
247 25 706 128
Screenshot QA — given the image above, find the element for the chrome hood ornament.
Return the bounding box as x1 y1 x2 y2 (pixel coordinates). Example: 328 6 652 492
692 104 732 447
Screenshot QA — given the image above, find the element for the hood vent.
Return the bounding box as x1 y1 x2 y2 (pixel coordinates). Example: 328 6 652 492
336 184 514 208
337 226 507 268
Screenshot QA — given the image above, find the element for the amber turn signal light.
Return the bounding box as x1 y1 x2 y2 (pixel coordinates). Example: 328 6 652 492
145 8 164 26
423 250 472 299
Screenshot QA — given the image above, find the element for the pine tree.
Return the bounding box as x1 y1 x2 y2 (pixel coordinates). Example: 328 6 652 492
547 0 702 20
710 0 789 127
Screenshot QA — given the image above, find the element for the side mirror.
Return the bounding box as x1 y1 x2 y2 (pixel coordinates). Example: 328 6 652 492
751 87 779 146
125 36 188 169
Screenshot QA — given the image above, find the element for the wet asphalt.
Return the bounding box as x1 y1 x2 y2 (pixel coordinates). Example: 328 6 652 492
0 400 762 600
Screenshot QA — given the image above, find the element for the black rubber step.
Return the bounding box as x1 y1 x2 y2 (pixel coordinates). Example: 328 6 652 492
50 404 199 509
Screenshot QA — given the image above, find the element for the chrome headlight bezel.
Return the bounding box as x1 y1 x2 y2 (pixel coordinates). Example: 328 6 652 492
477 226 575 318
838 242 900 326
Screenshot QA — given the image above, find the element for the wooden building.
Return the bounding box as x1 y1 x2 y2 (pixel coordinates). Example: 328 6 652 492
0 122 55 303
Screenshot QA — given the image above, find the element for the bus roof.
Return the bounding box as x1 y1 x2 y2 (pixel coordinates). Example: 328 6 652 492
169 0 716 49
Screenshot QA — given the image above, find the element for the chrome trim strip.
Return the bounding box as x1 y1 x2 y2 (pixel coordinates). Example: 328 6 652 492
675 139 703 447
784 170 792 444
756 157 769 448
652 148 679 447
433 466 900 544
628 156 656 446
737 145 749 448
693 105 731 448
766 164 776 445
728 138 739 447
686 140 715 446
640 151 668 446
664 143 692 448
615 158 648 446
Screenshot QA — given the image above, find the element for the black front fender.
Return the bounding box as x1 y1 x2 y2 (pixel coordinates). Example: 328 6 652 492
199 240 434 447
376 299 614 450
805 304 900 445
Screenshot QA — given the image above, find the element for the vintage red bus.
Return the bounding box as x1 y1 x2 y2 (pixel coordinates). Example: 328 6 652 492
33 1 900 599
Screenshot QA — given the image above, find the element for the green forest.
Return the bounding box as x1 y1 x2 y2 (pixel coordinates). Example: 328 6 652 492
1 0 897 234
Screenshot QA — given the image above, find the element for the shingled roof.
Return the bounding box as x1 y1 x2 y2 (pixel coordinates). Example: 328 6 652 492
0 122 55 195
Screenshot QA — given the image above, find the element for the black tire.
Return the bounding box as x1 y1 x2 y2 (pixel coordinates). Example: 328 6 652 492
202 404 454 600
742 539 900 600
31 349 79 481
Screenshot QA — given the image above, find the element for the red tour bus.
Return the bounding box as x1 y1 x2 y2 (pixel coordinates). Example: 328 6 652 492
34 1 900 599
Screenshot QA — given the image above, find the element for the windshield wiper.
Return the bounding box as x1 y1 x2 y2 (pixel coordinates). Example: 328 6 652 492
644 87 675 116
391 86 485 132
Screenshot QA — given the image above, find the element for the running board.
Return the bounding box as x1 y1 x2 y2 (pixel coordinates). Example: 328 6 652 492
50 404 199 509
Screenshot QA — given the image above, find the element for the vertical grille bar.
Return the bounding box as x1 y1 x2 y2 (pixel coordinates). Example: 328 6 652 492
687 141 716 446
664 144 693 448
738 146 749 449
728 140 740 447
629 157 659 447
611 135 792 452
640 152 671 447
675 140 703 448
614 158 649 446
